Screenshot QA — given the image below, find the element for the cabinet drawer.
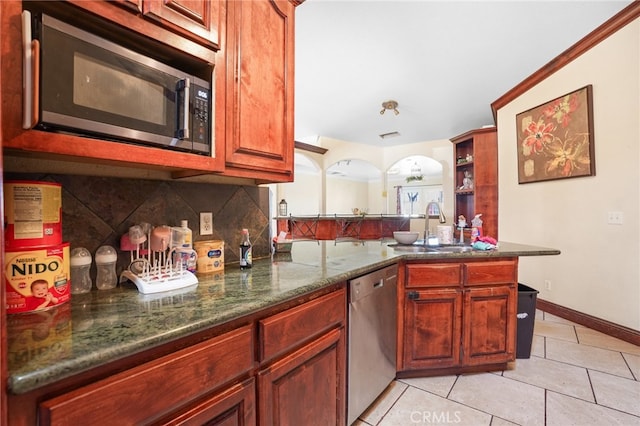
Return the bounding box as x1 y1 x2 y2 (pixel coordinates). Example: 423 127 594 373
406 263 462 288
39 325 254 425
259 289 346 362
465 260 517 285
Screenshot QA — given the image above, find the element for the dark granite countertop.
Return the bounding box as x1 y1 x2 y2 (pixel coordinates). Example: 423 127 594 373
6 240 559 394
274 214 420 219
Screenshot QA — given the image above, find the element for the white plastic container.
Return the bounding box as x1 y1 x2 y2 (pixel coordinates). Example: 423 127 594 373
70 247 92 294
171 220 192 249
171 220 195 272
95 245 118 290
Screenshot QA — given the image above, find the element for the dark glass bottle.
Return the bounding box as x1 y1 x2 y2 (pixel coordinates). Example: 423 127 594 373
239 228 252 269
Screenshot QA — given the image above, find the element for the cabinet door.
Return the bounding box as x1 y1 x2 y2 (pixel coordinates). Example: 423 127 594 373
462 285 516 366
225 0 295 180
402 289 462 370
258 327 346 426
143 0 221 48
157 378 256 426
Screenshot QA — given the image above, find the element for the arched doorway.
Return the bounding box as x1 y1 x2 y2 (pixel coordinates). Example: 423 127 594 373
386 155 443 215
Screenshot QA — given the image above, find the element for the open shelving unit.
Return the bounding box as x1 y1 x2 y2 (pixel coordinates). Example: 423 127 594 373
451 127 498 240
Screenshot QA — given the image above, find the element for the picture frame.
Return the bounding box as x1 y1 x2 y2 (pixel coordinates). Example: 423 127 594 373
515 85 595 184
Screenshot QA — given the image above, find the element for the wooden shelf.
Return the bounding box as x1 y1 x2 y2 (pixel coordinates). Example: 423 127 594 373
451 128 498 239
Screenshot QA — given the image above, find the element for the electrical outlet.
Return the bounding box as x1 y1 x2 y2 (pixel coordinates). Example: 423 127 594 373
607 211 624 225
544 280 551 290
200 212 213 235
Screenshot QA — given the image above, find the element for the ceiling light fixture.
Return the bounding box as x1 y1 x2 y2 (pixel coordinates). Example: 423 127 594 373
380 100 399 115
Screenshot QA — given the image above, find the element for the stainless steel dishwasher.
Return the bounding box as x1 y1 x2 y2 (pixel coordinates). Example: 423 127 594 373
348 264 397 425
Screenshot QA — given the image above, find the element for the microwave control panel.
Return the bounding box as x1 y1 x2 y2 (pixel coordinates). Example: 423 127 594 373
192 84 211 152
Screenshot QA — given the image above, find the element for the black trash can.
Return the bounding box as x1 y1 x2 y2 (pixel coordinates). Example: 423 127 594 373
516 283 539 359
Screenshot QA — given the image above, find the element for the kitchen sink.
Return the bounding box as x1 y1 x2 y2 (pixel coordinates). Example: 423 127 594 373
388 243 474 253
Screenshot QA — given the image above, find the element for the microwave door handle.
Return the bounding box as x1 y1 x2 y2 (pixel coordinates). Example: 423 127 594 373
31 40 40 127
22 10 35 129
176 78 190 139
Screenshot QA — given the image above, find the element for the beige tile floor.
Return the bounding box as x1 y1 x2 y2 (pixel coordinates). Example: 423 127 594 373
353 310 640 426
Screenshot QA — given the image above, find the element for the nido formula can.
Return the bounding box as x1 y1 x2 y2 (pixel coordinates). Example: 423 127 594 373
194 240 224 274
5 243 71 314
4 181 62 249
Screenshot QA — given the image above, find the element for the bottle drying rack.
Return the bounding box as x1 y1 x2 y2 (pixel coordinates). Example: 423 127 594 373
121 267 198 294
120 251 198 295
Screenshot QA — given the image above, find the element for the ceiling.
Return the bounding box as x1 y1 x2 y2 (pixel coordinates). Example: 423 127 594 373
294 0 633 148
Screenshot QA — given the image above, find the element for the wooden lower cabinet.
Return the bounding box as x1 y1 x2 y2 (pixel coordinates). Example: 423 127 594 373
22 288 347 426
257 289 347 426
39 326 255 425
257 327 345 426
400 259 517 375
157 377 256 426
403 288 462 370
463 286 516 366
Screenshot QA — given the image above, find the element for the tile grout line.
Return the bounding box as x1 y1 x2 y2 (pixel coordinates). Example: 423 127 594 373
366 382 411 426
544 388 548 426
621 352 639 381
585 368 597 407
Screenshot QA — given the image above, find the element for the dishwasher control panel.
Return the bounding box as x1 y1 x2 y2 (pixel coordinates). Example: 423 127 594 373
349 264 398 303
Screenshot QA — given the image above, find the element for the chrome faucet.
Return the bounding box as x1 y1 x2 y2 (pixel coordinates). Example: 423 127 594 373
424 201 446 245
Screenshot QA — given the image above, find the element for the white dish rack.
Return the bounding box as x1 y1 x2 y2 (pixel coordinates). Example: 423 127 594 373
120 250 198 295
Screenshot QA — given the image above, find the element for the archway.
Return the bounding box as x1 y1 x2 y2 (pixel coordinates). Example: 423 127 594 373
386 155 443 215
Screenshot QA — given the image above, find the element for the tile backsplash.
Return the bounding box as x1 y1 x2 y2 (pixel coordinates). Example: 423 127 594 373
4 173 271 276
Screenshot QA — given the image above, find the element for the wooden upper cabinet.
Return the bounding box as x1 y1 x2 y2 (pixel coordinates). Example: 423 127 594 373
224 0 296 181
0 0 222 176
143 0 221 49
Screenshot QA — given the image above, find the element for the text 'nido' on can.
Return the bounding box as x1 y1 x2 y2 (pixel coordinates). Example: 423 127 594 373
4 243 71 314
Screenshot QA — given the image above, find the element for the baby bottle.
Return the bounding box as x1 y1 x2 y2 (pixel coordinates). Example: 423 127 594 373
95 245 118 290
70 247 93 294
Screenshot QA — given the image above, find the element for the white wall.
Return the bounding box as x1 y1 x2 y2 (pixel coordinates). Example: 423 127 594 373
496 19 640 330
325 176 370 213
279 171 322 215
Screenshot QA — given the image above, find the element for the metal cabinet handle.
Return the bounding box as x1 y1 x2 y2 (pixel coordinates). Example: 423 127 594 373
407 291 419 300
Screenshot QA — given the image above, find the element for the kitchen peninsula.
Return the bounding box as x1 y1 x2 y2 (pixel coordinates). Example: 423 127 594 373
6 240 559 425
276 214 412 240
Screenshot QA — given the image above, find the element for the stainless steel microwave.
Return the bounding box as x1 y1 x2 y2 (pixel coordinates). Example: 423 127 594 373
22 11 212 155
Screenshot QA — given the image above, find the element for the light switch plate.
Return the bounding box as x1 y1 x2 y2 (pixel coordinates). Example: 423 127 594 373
200 212 213 235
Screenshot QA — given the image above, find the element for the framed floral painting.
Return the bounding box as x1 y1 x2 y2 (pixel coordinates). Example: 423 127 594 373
516 85 595 184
